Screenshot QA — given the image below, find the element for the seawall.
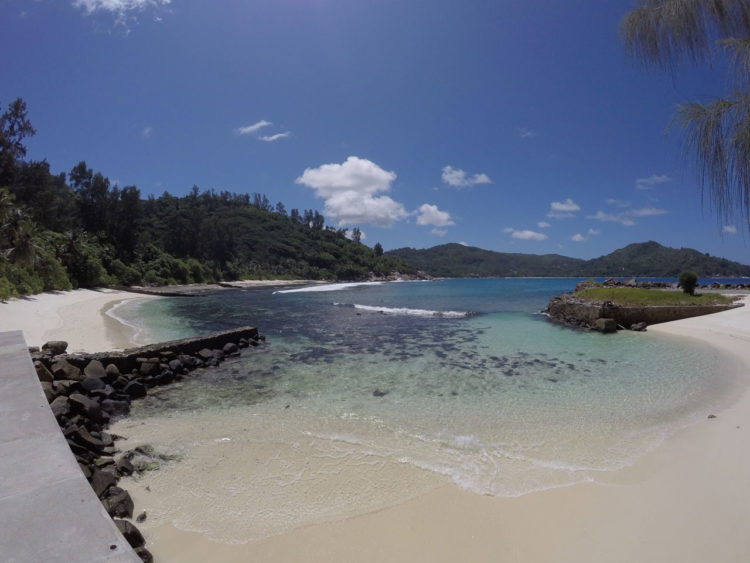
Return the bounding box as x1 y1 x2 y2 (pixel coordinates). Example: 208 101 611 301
0 330 140 562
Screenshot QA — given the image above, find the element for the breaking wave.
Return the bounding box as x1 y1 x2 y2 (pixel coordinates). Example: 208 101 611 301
334 302 476 318
273 282 384 294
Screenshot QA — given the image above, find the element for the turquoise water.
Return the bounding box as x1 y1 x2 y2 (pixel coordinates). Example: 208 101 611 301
115 279 742 501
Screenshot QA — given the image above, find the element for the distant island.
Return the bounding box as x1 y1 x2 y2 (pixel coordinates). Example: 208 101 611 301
387 241 750 279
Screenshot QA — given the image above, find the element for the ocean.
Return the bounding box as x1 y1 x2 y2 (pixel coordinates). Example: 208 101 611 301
110 278 744 542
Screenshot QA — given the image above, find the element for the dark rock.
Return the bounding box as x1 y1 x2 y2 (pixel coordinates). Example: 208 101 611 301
89 385 116 401
178 354 196 368
134 547 153 563
168 358 183 372
50 396 71 419
630 322 648 332
136 511 147 523
101 399 130 417
83 360 107 379
42 340 68 355
80 376 106 392
708 414 717 419
112 375 130 390
52 380 78 396
28 346 40 353
123 380 147 398
89 468 117 498
154 370 175 385
40 381 56 403
34 361 54 383
51 359 82 381
69 393 103 423
78 462 92 479
139 360 160 377
105 363 121 380
71 425 105 452
114 519 146 549
205 357 219 368
373 389 389 397
593 318 617 333
103 489 134 518
115 456 135 476
223 342 239 356
197 348 214 361
94 456 115 469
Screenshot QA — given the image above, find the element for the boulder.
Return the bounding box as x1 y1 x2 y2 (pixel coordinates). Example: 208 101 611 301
34 361 54 383
630 322 647 332
139 360 160 377
101 399 130 418
51 359 82 381
115 456 135 476
102 489 134 519
123 380 147 398
197 348 214 361
42 340 68 355
134 547 153 563
89 468 117 498
223 342 239 356
40 382 57 403
168 358 184 372
114 519 146 549
593 318 617 333
50 396 71 420
84 360 107 379
71 425 105 452
68 393 103 423
104 364 121 383
80 376 106 393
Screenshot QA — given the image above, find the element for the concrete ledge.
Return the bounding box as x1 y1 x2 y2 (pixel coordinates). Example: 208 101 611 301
0 331 139 562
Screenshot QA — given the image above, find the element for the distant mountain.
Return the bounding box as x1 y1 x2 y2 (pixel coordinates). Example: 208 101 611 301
387 241 750 278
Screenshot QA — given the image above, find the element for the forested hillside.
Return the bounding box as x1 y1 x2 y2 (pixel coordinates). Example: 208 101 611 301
388 241 750 278
0 99 410 299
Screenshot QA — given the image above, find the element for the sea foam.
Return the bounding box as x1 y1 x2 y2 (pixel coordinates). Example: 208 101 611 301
334 302 475 318
273 282 384 294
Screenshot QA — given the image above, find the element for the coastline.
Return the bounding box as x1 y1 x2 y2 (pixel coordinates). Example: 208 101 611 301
0 289 162 352
6 286 750 561
128 296 750 562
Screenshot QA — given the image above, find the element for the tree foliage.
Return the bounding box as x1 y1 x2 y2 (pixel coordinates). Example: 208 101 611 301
0 99 413 296
621 0 750 228
678 270 699 294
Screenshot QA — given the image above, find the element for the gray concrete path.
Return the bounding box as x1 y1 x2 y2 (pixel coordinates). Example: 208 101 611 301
0 330 139 562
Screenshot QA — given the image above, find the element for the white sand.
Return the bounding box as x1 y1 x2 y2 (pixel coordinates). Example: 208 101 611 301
0 288 161 352
127 297 750 563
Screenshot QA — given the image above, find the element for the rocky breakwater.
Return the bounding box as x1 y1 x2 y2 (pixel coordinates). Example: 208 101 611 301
29 326 264 562
545 287 743 333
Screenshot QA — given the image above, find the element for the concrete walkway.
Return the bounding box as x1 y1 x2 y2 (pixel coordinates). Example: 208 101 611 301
0 330 139 562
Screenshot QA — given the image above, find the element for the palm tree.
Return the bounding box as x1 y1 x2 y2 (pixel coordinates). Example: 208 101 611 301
620 0 750 228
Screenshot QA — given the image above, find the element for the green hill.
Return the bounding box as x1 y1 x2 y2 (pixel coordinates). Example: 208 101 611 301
388 241 750 278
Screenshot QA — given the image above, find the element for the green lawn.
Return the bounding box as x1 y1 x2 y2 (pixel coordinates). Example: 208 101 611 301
575 287 735 306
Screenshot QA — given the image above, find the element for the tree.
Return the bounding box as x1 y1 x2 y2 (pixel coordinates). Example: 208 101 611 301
678 270 698 295
621 0 750 228
0 99 36 186
373 242 384 257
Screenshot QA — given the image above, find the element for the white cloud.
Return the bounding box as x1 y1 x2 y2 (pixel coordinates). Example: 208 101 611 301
571 233 587 242
296 156 409 227
547 198 580 219
723 225 738 234
458 241 468 246
344 228 366 241
235 120 272 136
141 126 153 138
73 0 170 23
606 198 631 208
519 128 536 139
537 221 551 228
441 165 492 188
416 204 455 227
588 210 636 226
431 228 447 237
504 227 548 241
587 228 601 236
635 174 670 190
630 207 668 217
259 132 291 142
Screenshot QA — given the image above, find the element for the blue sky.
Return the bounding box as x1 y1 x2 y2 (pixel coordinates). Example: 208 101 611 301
1 0 748 263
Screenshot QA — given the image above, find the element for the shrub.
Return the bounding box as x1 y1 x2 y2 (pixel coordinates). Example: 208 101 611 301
678 271 698 295
0 276 13 301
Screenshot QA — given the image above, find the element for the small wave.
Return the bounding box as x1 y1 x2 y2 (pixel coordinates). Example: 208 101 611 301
273 282 384 294
334 302 476 318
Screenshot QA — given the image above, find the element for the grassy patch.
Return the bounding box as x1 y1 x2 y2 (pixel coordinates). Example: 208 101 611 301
576 287 735 306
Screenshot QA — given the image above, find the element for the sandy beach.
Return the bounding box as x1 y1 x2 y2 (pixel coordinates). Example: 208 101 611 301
4 287 750 561
0 288 163 352
124 296 750 563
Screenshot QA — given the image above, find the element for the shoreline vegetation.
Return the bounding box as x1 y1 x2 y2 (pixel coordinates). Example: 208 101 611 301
3 285 750 561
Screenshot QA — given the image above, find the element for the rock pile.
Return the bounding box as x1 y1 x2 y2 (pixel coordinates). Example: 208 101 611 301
31 326 264 562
